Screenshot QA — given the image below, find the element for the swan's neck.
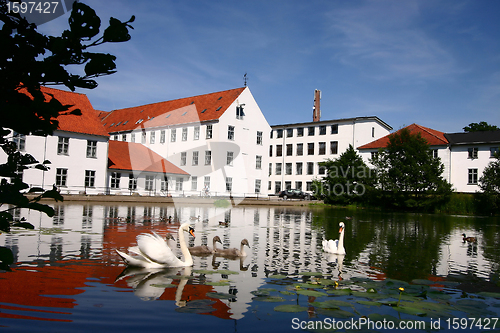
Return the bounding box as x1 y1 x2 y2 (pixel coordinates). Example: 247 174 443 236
178 226 193 266
240 243 247 256
338 229 345 251
213 239 219 251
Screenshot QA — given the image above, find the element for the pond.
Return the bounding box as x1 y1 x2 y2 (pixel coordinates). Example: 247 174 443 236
0 202 499 332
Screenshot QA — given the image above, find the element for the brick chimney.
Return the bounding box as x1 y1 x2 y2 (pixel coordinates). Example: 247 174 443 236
313 89 321 122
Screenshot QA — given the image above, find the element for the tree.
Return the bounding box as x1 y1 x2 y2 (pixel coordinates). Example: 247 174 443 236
370 128 452 210
463 122 499 132
314 145 375 205
478 152 500 213
0 1 134 269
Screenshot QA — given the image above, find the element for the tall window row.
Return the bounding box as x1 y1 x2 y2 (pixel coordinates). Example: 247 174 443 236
269 141 338 157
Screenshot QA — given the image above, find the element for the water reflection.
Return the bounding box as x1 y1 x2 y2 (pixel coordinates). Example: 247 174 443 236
0 203 499 328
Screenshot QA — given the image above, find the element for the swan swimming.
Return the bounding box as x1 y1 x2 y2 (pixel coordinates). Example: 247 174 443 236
116 223 195 268
215 239 250 258
189 235 222 255
322 222 346 255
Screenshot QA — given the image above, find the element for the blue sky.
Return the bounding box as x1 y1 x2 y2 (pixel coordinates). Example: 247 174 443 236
38 0 500 133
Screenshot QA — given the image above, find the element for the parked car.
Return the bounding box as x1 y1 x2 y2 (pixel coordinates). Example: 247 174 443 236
278 189 311 200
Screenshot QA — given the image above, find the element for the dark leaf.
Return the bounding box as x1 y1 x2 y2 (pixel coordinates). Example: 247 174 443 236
69 2 101 39
0 247 14 265
13 222 35 229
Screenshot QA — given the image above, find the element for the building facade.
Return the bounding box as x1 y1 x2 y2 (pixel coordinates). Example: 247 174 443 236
268 116 392 194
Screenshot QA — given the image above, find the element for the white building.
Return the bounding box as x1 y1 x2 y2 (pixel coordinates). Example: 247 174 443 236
2 87 110 195
100 87 271 197
268 116 392 194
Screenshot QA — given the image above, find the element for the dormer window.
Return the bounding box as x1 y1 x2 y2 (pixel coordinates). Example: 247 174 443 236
236 105 245 120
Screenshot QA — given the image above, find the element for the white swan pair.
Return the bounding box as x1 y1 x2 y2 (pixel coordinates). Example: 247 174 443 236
322 222 346 255
116 223 195 268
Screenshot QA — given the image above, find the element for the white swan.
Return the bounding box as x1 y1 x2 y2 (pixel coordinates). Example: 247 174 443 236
215 239 250 258
189 235 222 255
322 222 346 254
116 223 195 268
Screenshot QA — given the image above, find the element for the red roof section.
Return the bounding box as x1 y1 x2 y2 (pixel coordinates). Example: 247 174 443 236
108 140 189 175
101 87 246 133
358 123 448 149
40 87 109 137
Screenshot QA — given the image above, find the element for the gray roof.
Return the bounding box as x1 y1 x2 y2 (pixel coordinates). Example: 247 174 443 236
270 116 393 131
444 130 500 145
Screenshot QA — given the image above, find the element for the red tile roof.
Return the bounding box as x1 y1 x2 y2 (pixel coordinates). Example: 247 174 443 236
40 87 109 137
101 87 246 133
358 123 448 149
108 140 189 175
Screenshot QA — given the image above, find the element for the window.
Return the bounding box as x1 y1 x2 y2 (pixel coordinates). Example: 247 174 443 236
269 163 272 176
192 151 199 166
490 147 499 158
255 179 261 194
308 126 315 136
236 105 245 120
122 134 127 142
296 143 303 156
331 124 338 134
13 132 26 151
297 127 304 137
318 163 326 175
319 142 326 155
468 169 478 185
225 177 232 192
371 151 378 160
307 162 314 175
275 181 281 194
141 131 146 144
110 172 121 189
182 128 188 141
56 168 68 186
285 181 291 190
296 162 303 175
306 182 313 191
206 124 213 139
84 170 95 187
171 128 177 142
270 130 273 139
285 163 292 175
330 141 338 154
113 135 118 141
131 133 136 143
205 151 212 165
227 151 234 166
276 144 282 157
160 130 165 143
277 129 283 138
145 175 154 191
268 181 272 190
228 125 235 140
308 143 314 155
429 149 438 158
286 144 293 156
161 176 168 191
129 174 137 190
319 125 326 135
86 140 97 158
57 137 69 155
150 131 156 144
190 176 198 191
372 127 375 138
468 147 478 159
256 131 263 145
269 145 273 157
286 128 293 137
176 177 183 191
295 181 302 190
204 176 210 191
180 152 187 166
276 163 282 175
194 126 200 140
256 155 262 169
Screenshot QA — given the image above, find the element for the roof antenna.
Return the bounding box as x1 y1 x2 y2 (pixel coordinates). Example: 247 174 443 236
243 73 248 87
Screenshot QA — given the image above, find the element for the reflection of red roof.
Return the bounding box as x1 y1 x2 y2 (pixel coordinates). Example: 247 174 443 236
108 141 189 175
101 87 246 133
358 123 448 149
40 87 109 137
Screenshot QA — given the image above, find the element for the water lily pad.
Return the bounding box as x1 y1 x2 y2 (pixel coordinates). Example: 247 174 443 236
253 296 285 302
206 281 230 286
150 283 176 288
299 271 323 277
356 300 381 306
395 305 427 317
310 299 352 308
274 304 307 313
327 288 352 296
206 292 234 299
351 291 386 299
427 290 452 300
411 279 435 285
296 283 322 289
251 290 270 296
316 308 354 318
279 290 296 296
215 269 239 275
297 289 327 297
455 299 489 308
194 269 217 274
477 292 500 299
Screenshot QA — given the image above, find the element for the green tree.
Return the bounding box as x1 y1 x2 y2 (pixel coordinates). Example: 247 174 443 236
478 152 500 213
370 128 452 210
0 1 134 269
314 145 375 205
463 122 499 132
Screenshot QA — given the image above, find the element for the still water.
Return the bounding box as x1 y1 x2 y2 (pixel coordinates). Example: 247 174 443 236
0 202 499 332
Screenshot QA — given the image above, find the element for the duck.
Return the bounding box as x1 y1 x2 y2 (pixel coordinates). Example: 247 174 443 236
219 221 229 226
322 222 346 255
189 236 222 255
215 239 250 258
190 215 200 221
116 223 195 268
462 233 477 243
